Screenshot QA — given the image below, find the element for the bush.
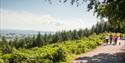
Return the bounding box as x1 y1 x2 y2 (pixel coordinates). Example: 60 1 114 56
0 33 104 63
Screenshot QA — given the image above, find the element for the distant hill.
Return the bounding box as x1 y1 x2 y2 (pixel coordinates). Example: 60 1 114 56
0 29 55 35
0 29 55 39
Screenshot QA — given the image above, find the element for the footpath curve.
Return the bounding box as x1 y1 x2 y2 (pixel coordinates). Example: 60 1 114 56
71 42 125 63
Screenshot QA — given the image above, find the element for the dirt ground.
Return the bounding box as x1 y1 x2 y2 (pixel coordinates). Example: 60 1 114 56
71 41 125 63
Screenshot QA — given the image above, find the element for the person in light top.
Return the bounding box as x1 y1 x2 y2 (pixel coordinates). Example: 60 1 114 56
117 36 121 45
105 35 109 45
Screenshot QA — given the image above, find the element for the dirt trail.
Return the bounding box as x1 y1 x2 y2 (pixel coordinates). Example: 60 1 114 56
71 43 125 63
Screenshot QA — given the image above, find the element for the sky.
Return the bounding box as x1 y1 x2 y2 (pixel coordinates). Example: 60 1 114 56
0 0 97 31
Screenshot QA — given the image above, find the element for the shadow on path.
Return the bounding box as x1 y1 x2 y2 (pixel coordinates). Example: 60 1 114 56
75 52 125 63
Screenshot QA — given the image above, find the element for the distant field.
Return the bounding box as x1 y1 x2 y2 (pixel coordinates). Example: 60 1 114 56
0 29 55 41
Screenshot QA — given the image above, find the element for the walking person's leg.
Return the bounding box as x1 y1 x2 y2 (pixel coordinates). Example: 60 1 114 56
113 39 115 45
114 39 116 45
115 39 117 45
117 40 119 45
115 40 116 45
105 39 107 46
106 39 108 45
118 39 121 45
110 39 112 45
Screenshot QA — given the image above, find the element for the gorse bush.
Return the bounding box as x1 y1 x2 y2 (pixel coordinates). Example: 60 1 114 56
0 33 104 63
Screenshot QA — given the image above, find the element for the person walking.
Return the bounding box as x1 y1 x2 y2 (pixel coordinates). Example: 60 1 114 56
117 36 121 45
105 35 109 45
109 34 113 45
114 34 118 45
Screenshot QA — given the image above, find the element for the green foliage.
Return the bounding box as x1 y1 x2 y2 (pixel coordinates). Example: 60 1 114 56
36 32 44 47
0 21 124 63
59 0 125 28
48 0 125 31
1 21 124 50
0 33 103 63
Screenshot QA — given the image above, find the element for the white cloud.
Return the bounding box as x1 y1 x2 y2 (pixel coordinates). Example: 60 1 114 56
0 9 97 31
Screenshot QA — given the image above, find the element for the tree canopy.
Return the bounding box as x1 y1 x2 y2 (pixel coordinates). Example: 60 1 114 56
48 0 125 29
67 0 125 20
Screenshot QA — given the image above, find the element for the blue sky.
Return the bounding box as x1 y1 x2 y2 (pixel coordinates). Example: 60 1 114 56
0 0 97 31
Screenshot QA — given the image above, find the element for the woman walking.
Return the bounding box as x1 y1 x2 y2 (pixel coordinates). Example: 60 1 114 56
105 35 109 45
114 35 118 45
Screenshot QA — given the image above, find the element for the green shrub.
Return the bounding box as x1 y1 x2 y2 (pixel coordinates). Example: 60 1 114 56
0 33 106 63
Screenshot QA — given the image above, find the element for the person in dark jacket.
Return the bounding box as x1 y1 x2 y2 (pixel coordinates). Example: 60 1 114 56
109 34 113 45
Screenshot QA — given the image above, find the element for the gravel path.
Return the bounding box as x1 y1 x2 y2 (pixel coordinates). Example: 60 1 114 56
71 43 125 63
